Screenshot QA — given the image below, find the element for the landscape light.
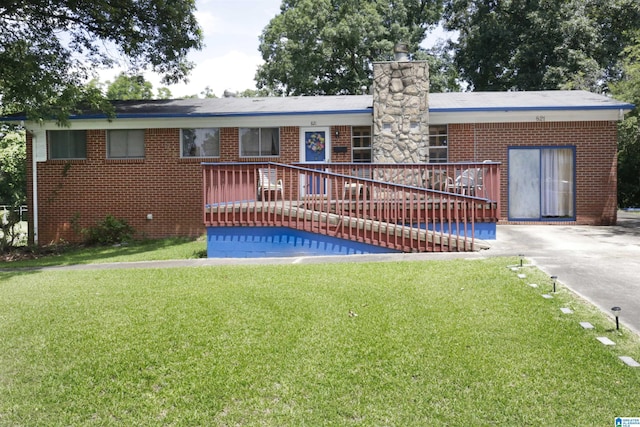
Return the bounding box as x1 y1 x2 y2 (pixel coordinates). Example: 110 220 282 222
551 275 558 293
611 306 622 330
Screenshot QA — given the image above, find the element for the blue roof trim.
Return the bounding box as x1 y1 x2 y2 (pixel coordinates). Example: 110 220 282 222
0 115 26 122
69 108 373 120
431 104 634 113
2 101 633 122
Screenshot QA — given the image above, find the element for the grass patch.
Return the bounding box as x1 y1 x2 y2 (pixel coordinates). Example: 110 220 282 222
0 236 207 268
1 258 639 425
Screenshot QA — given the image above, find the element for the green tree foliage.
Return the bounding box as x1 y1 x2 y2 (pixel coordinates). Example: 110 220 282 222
156 87 173 100
200 87 219 98
256 0 445 95
0 127 26 249
611 32 640 208
415 42 460 92
106 74 154 100
238 88 276 97
0 0 202 120
101 74 173 100
444 0 640 91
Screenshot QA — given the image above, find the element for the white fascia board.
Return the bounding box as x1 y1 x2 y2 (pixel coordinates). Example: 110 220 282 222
26 112 374 132
429 108 629 125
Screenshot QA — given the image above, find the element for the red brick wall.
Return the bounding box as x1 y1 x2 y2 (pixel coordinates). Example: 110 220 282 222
26 120 618 244
27 126 314 244
447 121 618 225
331 126 354 163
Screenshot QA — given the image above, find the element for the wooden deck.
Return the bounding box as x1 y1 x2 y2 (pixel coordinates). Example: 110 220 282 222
203 162 500 253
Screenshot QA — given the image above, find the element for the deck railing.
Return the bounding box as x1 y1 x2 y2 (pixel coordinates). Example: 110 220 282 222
318 161 501 214
203 162 500 252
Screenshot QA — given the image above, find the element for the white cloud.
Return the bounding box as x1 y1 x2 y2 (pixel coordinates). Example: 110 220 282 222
158 50 264 98
194 10 219 37
95 1 456 100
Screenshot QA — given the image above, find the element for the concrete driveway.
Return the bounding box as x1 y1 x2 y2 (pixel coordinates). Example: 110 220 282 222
485 211 640 335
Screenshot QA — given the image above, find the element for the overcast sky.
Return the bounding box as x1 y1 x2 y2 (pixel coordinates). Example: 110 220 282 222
99 0 449 98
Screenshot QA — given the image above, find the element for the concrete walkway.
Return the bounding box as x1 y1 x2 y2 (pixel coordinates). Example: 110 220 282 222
5 211 640 334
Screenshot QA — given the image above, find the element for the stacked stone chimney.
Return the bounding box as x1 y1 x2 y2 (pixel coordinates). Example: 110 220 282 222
372 44 429 163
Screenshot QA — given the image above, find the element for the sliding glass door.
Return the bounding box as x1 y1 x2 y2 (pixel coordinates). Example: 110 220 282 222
508 147 575 220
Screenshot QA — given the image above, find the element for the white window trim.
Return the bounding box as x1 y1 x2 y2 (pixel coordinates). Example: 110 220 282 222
47 130 87 160
239 127 280 158
180 128 221 158
428 124 448 163
107 129 145 159
351 126 372 163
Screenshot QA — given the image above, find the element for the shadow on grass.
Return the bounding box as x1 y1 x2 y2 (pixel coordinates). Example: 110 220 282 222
0 236 207 277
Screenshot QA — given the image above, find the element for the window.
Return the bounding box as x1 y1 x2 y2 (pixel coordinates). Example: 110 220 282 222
508 147 575 220
181 128 220 157
428 125 448 163
48 130 87 159
107 130 145 158
351 126 372 162
239 128 279 157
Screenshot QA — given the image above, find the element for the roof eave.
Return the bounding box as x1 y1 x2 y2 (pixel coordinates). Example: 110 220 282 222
81 108 374 120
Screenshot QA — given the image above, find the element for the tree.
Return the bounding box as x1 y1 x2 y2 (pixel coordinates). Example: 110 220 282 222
256 0 445 96
0 127 26 249
106 74 154 100
238 88 276 97
443 0 640 91
156 87 173 100
0 0 202 120
200 87 219 98
105 73 173 100
414 42 460 93
611 32 640 208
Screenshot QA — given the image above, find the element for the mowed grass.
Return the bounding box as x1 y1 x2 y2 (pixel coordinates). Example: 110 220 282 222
1 236 207 268
1 258 639 426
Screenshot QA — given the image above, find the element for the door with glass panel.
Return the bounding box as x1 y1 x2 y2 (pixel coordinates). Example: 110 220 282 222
508 147 575 220
299 127 330 197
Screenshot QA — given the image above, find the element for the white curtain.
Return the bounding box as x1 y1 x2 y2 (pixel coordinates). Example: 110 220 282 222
541 148 574 217
508 149 541 219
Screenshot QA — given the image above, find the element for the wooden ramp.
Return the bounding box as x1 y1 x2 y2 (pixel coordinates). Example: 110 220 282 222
208 201 490 252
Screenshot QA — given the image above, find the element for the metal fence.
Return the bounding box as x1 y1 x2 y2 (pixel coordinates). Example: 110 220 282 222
0 205 28 223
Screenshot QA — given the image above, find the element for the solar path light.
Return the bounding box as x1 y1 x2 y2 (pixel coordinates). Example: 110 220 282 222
551 275 558 293
611 306 622 330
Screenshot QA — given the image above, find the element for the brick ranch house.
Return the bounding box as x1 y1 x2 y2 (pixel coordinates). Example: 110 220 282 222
3 59 634 246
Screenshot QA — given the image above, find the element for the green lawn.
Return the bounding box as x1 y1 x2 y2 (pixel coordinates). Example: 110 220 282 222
1 236 207 268
1 258 639 426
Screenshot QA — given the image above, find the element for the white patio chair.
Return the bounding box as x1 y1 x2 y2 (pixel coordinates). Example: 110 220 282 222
429 170 455 192
344 168 371 198
258 168 283 200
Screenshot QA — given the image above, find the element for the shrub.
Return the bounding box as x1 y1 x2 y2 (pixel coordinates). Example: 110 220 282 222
82 215 135 245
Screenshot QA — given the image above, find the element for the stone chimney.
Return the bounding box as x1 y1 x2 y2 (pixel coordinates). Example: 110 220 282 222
371 43 429 164
393 42 409 61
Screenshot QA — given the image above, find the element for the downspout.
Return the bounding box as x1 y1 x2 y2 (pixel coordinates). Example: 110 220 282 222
31 131 39 245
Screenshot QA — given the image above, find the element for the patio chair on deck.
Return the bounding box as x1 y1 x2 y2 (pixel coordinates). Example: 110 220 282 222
455 168 480 195
429 170 455 192
455 161 491 196
258 168 283 200
344 168 371 198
